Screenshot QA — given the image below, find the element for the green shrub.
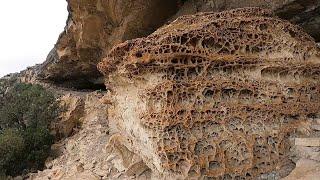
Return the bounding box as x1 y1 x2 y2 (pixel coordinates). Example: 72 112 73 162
0 83 59 176
0 129 25 175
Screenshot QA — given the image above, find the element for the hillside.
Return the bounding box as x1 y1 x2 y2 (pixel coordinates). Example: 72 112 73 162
1 1 320 179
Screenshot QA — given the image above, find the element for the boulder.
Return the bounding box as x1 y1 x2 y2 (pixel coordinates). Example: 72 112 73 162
98 7 320 179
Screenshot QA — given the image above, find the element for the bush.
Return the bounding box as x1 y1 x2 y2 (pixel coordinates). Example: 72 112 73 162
0 129 25 175
0 83 59 176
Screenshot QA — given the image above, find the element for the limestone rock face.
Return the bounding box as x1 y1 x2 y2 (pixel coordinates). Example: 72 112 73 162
38 0 179 87
282 159 320 180
174 0 320 41
98 7 320 179
29 92 110 180
282 118 320 179
38 0 319 87
52 93 85 138
275 0 320 41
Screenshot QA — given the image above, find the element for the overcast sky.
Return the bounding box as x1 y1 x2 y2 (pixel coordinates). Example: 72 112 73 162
0 1 68 77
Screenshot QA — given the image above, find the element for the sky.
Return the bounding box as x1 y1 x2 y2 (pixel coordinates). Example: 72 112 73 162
0 1 68 77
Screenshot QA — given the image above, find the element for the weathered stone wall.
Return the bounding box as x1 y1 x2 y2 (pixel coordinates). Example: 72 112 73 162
98 7 320 179
174 0 320 41
29 92 110 180
38 0 180 87
38 0 320 88
24 1 320 179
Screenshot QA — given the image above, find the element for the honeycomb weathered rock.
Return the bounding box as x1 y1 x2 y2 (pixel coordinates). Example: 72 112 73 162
98 7 320 179
173 0 320 42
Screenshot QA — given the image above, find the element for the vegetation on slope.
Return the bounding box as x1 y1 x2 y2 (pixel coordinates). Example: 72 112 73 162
0 82 59 177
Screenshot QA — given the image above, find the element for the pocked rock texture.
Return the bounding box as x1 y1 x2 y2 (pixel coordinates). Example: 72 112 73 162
174 0 320 41
37 0 320 88
98 7 320 179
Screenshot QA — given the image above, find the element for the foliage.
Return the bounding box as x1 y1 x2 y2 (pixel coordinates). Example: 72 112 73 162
0 76 17 108
0 83 58 176
0 129 25 176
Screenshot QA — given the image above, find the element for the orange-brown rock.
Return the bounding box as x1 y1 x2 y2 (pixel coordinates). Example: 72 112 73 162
38 0 319 89
174 0 320 41
38 0 180 88
98 7 320 179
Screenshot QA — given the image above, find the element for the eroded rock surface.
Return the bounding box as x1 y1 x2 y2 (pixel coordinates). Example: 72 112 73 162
38 0 179 88
29 92 109 180
38 0 320 88
98 7 320 179
52 93 85 138
282 159 320 180
174 0 320 41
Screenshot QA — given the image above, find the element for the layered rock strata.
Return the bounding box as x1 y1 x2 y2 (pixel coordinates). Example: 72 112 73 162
98 7 320 179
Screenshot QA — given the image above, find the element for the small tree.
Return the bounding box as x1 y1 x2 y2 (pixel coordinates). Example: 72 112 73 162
0 83 59 176
0 129 25 175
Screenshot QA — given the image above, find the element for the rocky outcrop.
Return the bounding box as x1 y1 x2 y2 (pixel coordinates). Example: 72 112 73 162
0 75 16 102
282 159 320 180
0 66 40 106
282 116 320 180
29 92 110 180
38 0 180 88
12 1 319 179
98 7 320 179
275 0 320 41
38 0 320 88
28 90 154 180
52 93 85 138
174 0 320 42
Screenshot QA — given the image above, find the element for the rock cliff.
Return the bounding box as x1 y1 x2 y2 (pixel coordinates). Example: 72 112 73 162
37 0 320 89
37 0 180 89
98 7 320 179
175 0 320 42
2 0 320 180
29 92 110 180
